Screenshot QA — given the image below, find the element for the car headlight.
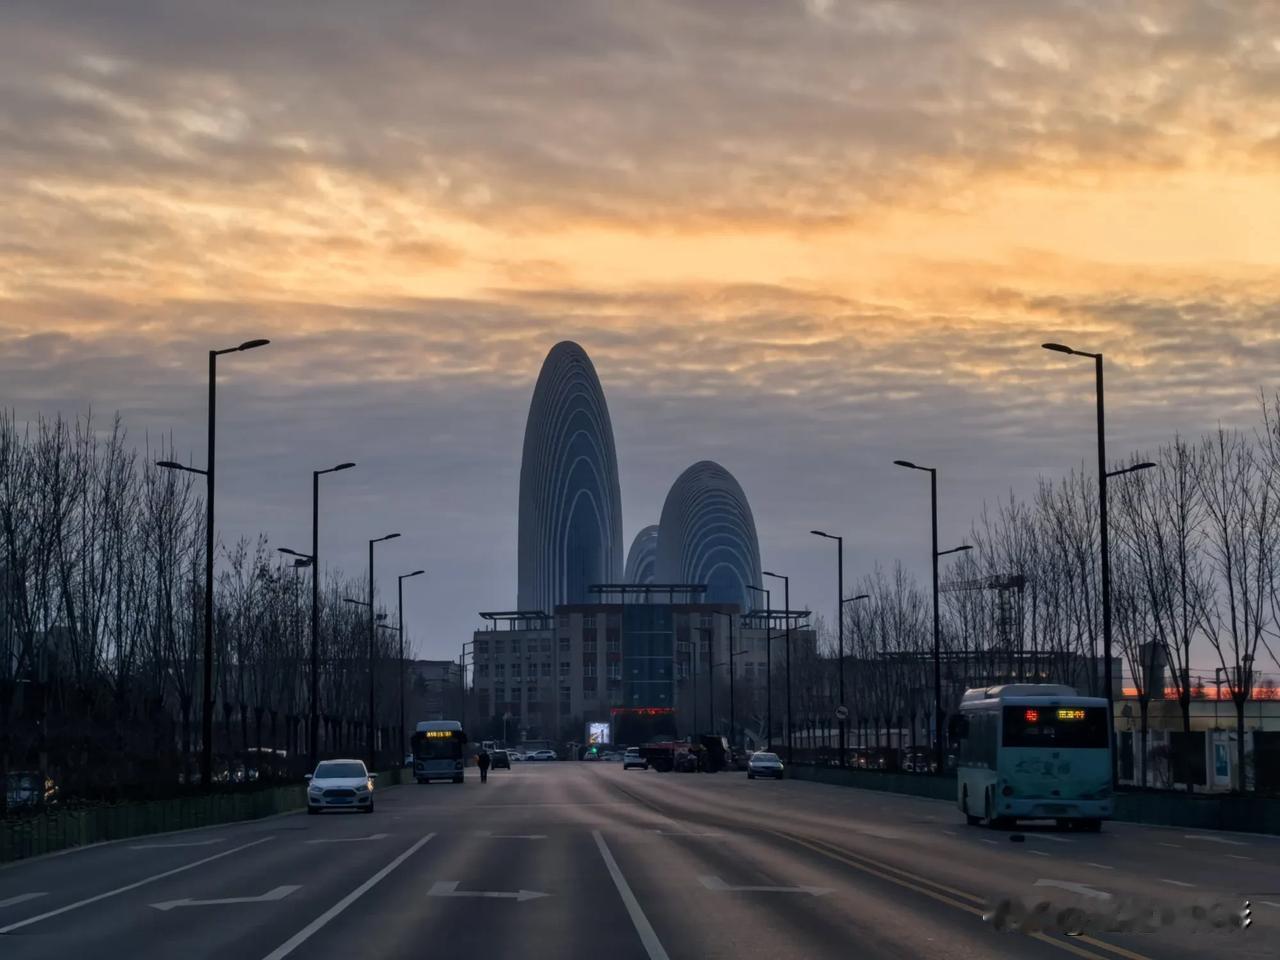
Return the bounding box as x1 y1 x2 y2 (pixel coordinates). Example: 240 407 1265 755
308 784 323 794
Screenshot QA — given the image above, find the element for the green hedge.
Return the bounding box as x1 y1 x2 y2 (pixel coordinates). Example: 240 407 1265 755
1 767 408 864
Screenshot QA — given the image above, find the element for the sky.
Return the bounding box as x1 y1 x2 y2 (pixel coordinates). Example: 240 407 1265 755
2 0 1280 665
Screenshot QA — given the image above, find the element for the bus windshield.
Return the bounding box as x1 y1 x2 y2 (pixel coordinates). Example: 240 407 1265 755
1002 706 1107 749
413 732 463 760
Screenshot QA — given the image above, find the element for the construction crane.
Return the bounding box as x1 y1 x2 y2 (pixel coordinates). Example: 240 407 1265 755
940 574 1027 677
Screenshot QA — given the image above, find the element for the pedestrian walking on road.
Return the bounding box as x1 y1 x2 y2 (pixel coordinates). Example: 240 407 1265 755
477 748 491 783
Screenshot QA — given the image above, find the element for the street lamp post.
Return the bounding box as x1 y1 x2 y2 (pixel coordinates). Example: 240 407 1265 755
747 584 771 750
367 534 400 768
841 593 869 756
711 611 739 748
811 530 848 765
278 461 356 771
762 571 792 763
158 336 269 790
1044 342 1156 788
397 571 425 761
893 460 971 773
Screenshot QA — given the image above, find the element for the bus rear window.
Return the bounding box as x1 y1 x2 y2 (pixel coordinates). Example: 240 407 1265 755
1002 706 1108 749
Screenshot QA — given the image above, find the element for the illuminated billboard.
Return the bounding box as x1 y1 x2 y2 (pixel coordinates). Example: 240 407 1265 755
587 722 611 745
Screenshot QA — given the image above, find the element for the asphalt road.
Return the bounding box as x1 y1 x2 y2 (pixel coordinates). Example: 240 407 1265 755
0 763 1272 959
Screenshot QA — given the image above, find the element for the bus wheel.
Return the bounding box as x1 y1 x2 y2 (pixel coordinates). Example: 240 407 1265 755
1081 819 1102 833
985 792 1010 829
963 789 981 826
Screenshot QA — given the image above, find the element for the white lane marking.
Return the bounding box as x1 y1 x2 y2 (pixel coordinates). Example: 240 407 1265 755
1259 901 1280 909
1034 879 1112 901
482 832 547 840
259 833 434 960
1158 842 1181 848
152 885 301 911
1159 879 1195 888
0 893 47 909
593 830 670 960
1025 834 1072 843
1085 862 1115 871
1227 854 1251 861
941 830 957 837
427 881 547 902
1183 834 1245 846
304 833 388 844
700 875 832 896
130 838 226 850
980 839 999 845
1028 850 1051 857
0 837 274 934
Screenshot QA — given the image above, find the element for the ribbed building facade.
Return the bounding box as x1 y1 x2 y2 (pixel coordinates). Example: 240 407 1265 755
624 525 659 584
517 342 624 615
654 461 762 610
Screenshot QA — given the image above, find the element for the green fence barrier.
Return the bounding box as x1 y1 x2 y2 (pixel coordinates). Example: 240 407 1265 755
1 767 408 864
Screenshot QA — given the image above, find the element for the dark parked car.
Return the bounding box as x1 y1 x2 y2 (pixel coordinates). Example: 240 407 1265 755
491 750 511 769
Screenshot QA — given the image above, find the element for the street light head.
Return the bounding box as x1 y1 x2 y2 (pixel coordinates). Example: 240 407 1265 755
292 558 312 568
277 547 301 557
333 461 356 472
957 544 973 552
382 532 401 542
892 459 917 470
238 338 271 351
407 569 426 578
1042 342 1075 355
1134 461 1157 472
156 460 183 470
343 597 364 606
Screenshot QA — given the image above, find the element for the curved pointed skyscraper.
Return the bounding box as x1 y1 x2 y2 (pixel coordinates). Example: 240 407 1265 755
518 341 624 614
625 525 660 584
655 460 762 610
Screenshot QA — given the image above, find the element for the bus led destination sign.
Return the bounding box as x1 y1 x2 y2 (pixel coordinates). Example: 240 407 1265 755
1056 708 1087 721
424 730 454 739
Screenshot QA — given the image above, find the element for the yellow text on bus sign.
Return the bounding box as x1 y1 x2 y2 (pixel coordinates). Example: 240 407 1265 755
1056 708 1087 721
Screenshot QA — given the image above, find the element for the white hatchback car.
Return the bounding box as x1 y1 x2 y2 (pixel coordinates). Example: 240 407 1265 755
306 759 377 814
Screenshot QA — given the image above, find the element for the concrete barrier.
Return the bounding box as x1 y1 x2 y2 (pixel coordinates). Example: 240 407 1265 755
0 767 409 864
788 764 1280 835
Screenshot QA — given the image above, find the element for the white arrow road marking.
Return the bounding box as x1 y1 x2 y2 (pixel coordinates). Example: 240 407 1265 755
151 885 301 911
0 837 274 934
130 838 227 850
1033 879 1112 901
428 881 547 902
699 876 831 896
304 834 388 844
0 893 48 909
1183 834 1245 846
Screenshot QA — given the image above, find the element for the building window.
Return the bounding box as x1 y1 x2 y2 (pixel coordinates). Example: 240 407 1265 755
584 676 597 692
494 685 505 702
559 636 570 651
558 614 569 629
478 691 490 716
510 639 521 656
541 638 552 653
583 633 597 654
511 664 521 681
475 639 489 656
493 639 504 656
541 662 552 678
583 660 596 678
607 662 621 681
584 615 596 629
560 685 572 707
560 660 570 676
494 664 505 679
526 683 537 696
606 630 620 653
477 663 489 679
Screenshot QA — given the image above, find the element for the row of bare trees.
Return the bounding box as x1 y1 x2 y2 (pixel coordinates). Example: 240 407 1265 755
1 413 401 808
819 397 1280 789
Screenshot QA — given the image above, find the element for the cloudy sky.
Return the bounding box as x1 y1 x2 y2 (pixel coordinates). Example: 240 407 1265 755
3 1 1279 663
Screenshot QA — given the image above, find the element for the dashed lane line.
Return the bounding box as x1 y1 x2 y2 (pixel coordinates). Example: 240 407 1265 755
1158 879 1195 888
258 833 434 960
593 830 670 960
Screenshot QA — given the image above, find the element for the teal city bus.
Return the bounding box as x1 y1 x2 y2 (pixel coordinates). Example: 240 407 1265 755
412 720 467 783
952 684 1112 831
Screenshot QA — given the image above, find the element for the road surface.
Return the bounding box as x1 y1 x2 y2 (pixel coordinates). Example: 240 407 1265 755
0 762 1271 959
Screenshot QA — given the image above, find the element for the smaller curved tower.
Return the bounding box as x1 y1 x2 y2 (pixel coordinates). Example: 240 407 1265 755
625 525 660 584
655 461 762 609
